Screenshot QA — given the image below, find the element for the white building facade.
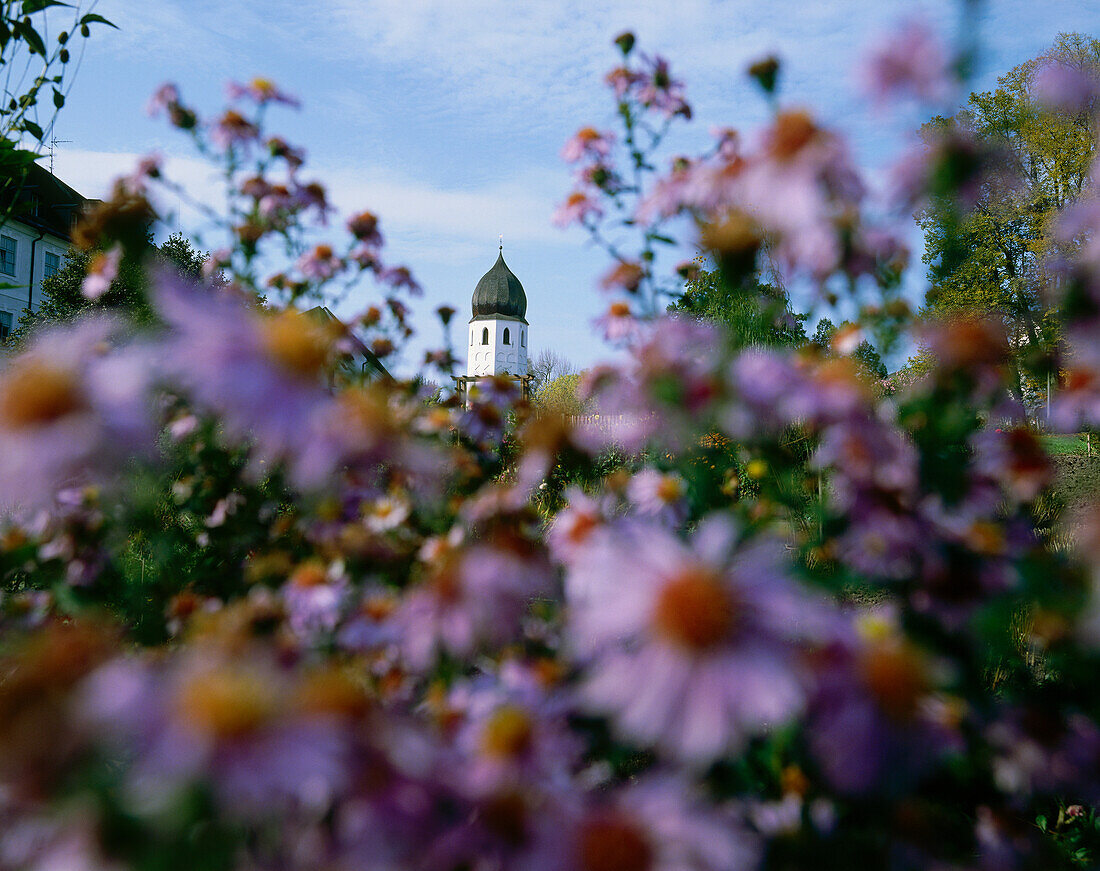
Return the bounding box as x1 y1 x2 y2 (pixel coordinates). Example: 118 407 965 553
0 165 86 340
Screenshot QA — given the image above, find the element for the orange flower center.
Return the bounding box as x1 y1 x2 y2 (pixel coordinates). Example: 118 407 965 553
652 567 735 651
655 475 684 503
480 705 534 758
768 109 818 160
0 359 86 429
858 642 931 721
261 310 331 379
290 562 328 588
177 670 275 738
578 814 654 871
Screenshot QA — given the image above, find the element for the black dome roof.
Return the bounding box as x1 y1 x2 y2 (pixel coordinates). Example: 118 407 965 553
472 250 527 322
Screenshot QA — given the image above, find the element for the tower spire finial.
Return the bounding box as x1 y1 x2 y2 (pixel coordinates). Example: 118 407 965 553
499 234 503 252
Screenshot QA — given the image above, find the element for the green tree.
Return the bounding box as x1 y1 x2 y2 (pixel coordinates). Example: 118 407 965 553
811 317 888 379
14 232 206 341
919 33 1099 398
534 372 588 417
668 265 807 349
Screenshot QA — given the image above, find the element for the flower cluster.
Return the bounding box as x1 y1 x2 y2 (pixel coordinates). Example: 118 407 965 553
3 22 1100 871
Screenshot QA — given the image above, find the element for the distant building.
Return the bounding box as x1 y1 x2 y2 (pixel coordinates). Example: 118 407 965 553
455 244 532 402
303 305 391 386
0 164 89 340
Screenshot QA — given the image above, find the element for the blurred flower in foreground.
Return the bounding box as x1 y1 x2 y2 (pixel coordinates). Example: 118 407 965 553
0 318 152 512
567 517 834 764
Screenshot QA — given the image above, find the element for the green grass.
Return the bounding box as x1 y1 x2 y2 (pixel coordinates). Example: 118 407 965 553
1041 433 1095 456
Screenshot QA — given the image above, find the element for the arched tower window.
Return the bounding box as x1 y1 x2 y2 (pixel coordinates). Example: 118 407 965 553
503 327 511 345
521 329 526 347
482 327 489 345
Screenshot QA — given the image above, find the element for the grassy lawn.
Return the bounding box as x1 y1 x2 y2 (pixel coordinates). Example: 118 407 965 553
1041 433 1095 456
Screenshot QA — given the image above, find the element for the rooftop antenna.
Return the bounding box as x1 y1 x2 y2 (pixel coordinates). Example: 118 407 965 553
48 138 72 176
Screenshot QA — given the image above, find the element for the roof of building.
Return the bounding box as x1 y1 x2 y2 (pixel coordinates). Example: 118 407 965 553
304 305 392 381
471 248 527 323
0 161 88 241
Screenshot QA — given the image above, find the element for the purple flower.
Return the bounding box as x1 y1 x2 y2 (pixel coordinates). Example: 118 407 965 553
395 532 551 670
81 245 121 300
859 19 955 106
807 615 964 796
1032 60 1100 113
0 318 153 512
226 77 300 108
627 468 687 525
209 109 260 151
297 243 343 281
153 273 339 488
566 517 835 764
567 778 758 871
561 127 615 163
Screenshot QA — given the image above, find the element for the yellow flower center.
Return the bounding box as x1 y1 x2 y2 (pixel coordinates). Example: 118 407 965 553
290 561 328 588
655 475 685 503
768 109 818 160
177 670 275 738
0 358 86 429
261 309 331 379
653 567 735 651
858 642 931 722
480 705 534 758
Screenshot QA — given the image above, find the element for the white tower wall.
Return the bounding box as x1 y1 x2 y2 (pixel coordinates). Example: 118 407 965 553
467 318 528 377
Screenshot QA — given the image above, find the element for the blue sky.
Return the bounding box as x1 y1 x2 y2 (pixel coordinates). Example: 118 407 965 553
47 0 1099 373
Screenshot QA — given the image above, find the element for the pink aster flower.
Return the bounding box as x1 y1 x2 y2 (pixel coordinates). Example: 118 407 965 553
567 778 758 871
395 533 551 670
226 77 300 108
81 245 122 300
592 302 641 345
346 210 383 245
627 467 688 525
444 665 580 798
1032 60 1100 114
561 127 615 163
210 109 260 150
566 516 835 764
0 317 153 512
553 190 604 227
297 243 343 281
859 19 955 106
807 613 964 796
281 561 349 643
636 54 692 119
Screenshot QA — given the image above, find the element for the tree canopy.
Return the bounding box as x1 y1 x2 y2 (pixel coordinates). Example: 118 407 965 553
14 232 206 342
919 32 1099 393
668 264 807 350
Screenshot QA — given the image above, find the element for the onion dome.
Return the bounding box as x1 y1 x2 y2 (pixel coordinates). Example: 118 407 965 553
471 247 528 323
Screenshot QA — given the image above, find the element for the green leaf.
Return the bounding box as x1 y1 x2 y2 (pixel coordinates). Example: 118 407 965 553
14 20 47 56
22 119 44 141
52 87 64 109
78 12 118 29
1037 815 1048 832
21 0 73 13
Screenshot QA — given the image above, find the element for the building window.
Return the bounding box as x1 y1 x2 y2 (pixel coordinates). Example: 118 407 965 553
0 311 11 342
482 327 489 345
43 251 60 279
521 329 526 347
0 236 15 277
503 327 510 345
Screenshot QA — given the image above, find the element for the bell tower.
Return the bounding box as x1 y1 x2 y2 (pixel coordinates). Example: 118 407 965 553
455 241 532 402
